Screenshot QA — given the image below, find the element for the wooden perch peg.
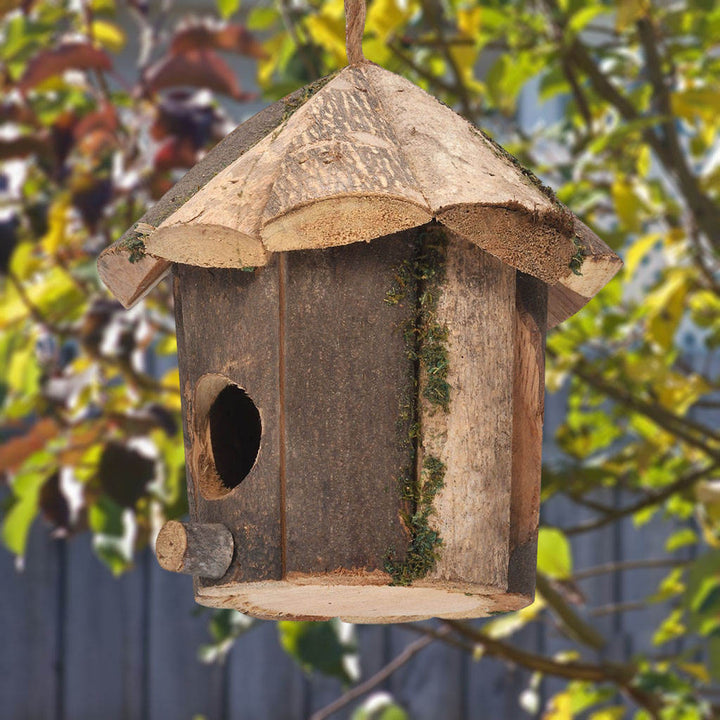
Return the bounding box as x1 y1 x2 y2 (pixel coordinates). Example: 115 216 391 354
156 521 234 579
345 0 367 65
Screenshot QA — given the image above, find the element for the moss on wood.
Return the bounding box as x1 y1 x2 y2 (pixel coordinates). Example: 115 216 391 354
569 234 586 276
384 225 450 585
386 225 451 411
385 455 445 585
119 222 154 263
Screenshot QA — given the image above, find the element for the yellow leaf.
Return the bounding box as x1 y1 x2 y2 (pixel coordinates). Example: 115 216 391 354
672 88 720 122
485 595 546 638
637 145 651 177
611 178 641 231
9 242 41 281
543 691 573 720
623 232 661 277
41 195 71 256
646 270 689 351
679 662 711 684
457 7 482 39
161 368 182 411
367 0 417 42
91 20 126 53
304 13 346 66
257 34 286 88
615 0 649 31
0 267 84 329
589 707 626 720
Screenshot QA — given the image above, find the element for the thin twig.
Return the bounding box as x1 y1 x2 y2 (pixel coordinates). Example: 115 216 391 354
571 557 691 581
561 463 717 536
310 627 449 720
536 573 606 650
590 600 649 617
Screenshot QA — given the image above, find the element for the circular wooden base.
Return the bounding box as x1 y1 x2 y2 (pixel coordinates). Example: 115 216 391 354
195 577 533 623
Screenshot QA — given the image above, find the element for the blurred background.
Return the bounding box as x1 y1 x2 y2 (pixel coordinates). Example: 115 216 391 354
1 0 720 718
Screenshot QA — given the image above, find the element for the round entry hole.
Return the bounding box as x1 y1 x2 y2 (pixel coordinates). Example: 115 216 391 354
208 385 261 492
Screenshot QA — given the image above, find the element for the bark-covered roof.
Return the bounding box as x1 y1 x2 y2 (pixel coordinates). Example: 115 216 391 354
98 64 621 326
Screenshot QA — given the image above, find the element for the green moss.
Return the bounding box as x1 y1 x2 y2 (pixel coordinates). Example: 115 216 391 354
120 223 154 263
386 225 451 412
569 234 585 276
385 456 446 585
383 225 451 586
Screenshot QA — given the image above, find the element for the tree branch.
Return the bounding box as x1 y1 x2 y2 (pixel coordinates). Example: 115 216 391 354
536 573 606 650
543 0 720 254
549 349 720 462
571 557 690 581
310 627 451 720
561 463 717 536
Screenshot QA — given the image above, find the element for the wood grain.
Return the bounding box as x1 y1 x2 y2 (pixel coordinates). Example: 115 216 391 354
156 521 234 579
282 232 415 577
173 261 283 585
507 272 547 595
420 232 517 591
101 64 621 325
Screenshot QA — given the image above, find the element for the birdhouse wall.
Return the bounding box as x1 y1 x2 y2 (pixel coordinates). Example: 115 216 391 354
410 232 547 599
172 233 417 589
171 225 547 619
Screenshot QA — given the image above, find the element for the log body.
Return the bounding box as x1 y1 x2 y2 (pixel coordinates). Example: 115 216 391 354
170 226 548 622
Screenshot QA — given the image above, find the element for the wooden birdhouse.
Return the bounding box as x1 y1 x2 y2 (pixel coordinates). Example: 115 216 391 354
97 2 621 622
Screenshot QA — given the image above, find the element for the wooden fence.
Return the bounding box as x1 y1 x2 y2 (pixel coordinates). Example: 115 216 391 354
1 396 695 720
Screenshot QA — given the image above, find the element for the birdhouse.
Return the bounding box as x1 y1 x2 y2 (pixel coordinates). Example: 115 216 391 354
97 3 621 622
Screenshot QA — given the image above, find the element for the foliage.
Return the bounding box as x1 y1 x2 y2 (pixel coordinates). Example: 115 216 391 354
278 619 358 684
2 0 720 716
0 0 261 571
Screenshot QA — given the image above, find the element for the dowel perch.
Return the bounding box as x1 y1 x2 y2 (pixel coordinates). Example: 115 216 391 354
156 521 234 579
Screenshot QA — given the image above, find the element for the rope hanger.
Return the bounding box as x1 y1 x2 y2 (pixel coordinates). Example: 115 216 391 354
344 0 367 65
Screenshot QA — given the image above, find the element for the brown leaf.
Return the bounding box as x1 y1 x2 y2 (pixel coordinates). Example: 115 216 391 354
73 103 118 142
0 418 60 472
144 50 252 100
154 136 198 172
0 101 38 126
19 42 112 92
171 23 267 59
0 0 23 20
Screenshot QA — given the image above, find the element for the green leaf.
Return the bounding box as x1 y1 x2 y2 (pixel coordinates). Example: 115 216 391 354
665 528 697 552
278 620 356 684
247 7 279 31
198 609 254 663
217 0 240 20
352 693 409 720
537 527 573 579
88 495 124 536
1 450 55 556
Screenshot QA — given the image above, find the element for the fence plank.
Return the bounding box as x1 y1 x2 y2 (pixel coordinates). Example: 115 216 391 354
0 523 60 720
63 537 146 720
388 623 465 720
147 566 225 720
228 622 307 720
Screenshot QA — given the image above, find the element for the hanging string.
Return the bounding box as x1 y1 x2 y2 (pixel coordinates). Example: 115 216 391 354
344 0 367 65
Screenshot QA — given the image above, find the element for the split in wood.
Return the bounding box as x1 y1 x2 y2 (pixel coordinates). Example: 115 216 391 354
156 521 234 579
